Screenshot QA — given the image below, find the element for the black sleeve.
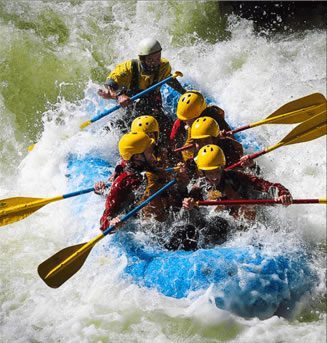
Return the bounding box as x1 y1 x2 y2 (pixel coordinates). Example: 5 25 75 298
104 78 119 90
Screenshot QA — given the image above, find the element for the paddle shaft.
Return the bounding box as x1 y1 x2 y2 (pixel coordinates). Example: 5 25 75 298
80 72 183 129
63 183 110 199
102 179 176 236
41 179 177 283
0 183 110 221
225 111 327 170
170 111 326 173
230 104 326 134
173 93 326 154
197 199 327 206
174 144 193 153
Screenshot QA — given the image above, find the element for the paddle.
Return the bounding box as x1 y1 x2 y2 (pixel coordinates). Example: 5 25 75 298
225 111 327 170
0 184 111 227
37 179 177 288
28 71 184 151
173 93 327 153
79 71 183 129
229 93 326 134
170 111 326 172
196 199 327 206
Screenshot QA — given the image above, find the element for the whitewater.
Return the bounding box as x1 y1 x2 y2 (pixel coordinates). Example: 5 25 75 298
0 1 326 343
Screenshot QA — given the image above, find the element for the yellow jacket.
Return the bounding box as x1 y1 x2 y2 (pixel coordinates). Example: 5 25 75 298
105 58 172 93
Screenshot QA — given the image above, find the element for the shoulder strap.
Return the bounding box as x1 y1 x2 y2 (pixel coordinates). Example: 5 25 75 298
130 59 139 94
152 64 160 86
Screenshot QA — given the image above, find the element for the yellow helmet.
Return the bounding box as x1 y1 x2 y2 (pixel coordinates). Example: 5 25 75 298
119 131 154 161
196 144 226 170
176 90 206 121
191 117 220 139
131 116 160 141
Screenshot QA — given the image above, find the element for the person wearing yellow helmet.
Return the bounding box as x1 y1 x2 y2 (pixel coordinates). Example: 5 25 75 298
183 144 293 221
131 115 160 143
190 116 256 169
94 131 156 231
131 115 177 168
94 131 188 232
101 115 175 186
170 90 233 162
97 38 186 139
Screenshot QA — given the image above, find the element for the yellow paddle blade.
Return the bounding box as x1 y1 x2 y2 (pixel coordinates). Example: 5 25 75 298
0 204 46 226
0 196 63 227
38 234 103 288
28 144 35 151
267 93 327 124
38 243 92 288
0 197 43 209
0 197 45 226
281 111 327 146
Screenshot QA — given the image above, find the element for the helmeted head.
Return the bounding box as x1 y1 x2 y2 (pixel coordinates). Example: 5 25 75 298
191 117 220 139
138 38 162 73
176 90 207 121
119 131 154 161
196 144 226 170
131 116 160 142
138 38 162 56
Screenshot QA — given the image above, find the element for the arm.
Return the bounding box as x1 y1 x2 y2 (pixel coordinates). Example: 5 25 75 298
99 173 141 231
237 171 293 206
182 183 205 210
98 60 133 105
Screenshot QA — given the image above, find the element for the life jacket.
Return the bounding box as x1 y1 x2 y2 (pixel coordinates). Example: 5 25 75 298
203 171 258 221
139 169 178 222
139 148 182 222
215 137 244 167
129 59 162 109
207 182 257 221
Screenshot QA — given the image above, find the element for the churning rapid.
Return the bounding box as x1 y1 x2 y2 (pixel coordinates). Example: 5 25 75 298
0 1 326 343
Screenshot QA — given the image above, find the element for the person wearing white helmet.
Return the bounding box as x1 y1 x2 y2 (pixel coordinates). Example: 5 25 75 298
98 38 186 140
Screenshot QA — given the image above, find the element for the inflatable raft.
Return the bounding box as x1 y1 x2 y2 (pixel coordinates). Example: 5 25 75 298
65 84 317 319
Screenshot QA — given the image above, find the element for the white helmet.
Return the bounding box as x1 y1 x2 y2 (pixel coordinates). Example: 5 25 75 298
138 38 162 56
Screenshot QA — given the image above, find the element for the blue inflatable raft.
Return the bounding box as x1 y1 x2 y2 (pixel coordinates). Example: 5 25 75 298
66 153 316 320
65 83 317 319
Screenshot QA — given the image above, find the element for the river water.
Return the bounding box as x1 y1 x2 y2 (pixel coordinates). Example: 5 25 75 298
0 1 326 342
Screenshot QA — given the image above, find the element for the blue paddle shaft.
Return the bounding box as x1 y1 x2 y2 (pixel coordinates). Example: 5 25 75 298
90 74 176 124
62 183 111 199
103 179 177 236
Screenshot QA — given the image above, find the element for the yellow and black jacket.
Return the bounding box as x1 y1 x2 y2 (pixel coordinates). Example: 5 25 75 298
105 58 171 98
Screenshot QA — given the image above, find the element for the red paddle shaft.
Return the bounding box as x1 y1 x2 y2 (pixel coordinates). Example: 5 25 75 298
197 199 325 206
